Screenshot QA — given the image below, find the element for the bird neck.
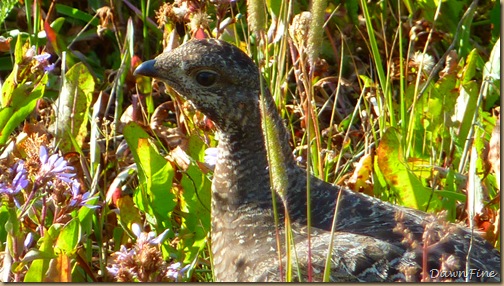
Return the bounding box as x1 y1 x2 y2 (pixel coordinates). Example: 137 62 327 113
211 86 297 211
212 132 271 217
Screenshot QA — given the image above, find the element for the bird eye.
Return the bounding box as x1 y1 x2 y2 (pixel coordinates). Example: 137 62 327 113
195 70 218 87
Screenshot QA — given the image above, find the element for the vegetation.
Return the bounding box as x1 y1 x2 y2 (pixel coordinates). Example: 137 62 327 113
0 0 500 282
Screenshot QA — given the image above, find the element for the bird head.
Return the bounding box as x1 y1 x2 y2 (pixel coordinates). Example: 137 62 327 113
134 39 262 133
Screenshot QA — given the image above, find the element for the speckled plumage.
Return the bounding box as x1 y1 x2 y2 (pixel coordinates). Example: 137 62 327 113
134 39 501 282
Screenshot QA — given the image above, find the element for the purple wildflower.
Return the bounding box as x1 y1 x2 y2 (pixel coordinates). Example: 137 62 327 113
33 53 51 62
44 63 55 72
132 224 171 246
0 160 28 208
38 146 75 183
24 232 34 250
115 244 137 262
166 262 182 280
106 264 120 276
69 180 99 209
0 161 29 195
166 262 192 281
33 53 55 72
106 244 137 275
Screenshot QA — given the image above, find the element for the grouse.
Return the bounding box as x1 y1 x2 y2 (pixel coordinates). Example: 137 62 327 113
134 39 501 282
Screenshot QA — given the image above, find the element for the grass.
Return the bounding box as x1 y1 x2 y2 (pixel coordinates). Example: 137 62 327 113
0 0 500 282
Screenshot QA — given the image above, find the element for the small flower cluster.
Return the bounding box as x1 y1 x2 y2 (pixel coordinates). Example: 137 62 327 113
33 53 55 72
0 145 98 212
38 146 99 211
24 46 55 73
107 224 189 282
0 160 29 207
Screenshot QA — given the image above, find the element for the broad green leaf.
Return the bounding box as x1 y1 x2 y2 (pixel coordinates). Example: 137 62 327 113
0 106 14 140
55 218 80 254
417 74 458 150
489 5 500 39
13 30 26 65
178 137 211 263
0 76 46 144
1 36 33 107
377 128 441 211
428 74 458 127
187 133 207 162
77 195 99 222
0 73 15 108
51 62 94 153
435 190 466 202
455 4 476 58
123 122 177 231
372 154 388 200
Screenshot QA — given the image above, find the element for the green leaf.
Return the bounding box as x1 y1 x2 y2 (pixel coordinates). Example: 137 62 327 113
187 133 207 162
50 17 66 33
178 137 211 263
435 190 466 202
428 74 458 124
377 128 440 211
489 4 500 39
0 205 8 243
455 3 477 58
55 218 81 254
0 74 47 144
54 4 99 26
51 62 94 153
461 49 482 84
0 0 18 25
440 169 459 222
346 0 359 24
1 36 32 107
456 80 479 147
22 249 58 265
123 122 177 231
266 0 282 19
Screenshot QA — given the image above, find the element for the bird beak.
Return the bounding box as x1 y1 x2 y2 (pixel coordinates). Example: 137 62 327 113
133 59 158 78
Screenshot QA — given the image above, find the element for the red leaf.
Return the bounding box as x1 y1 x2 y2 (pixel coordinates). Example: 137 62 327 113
44 21 61 55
